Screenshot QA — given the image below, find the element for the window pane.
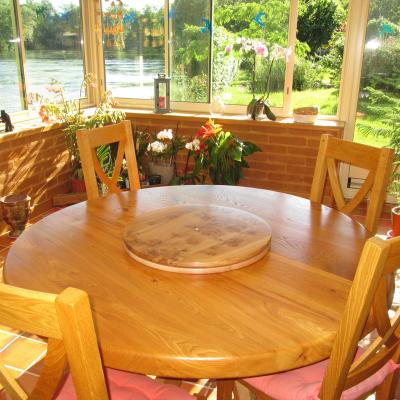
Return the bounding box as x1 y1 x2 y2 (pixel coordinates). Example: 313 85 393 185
293 0 349 115
0 0 24 112
169 0 211 103
212 0 290 107
354 0 399 148
20 0 85 102
102 0 164 99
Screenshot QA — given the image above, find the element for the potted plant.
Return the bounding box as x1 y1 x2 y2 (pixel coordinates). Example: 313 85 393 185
225 39 291 121
146 128 185 185
175 119 261 185
43 74 125 193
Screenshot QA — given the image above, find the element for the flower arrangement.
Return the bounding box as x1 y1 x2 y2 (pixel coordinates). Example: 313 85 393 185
178 119 261 185
42 74 125 179
146 128 185 166
225 38 291 120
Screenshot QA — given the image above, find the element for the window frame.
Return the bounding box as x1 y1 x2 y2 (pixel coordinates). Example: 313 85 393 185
95 0 355 120
1 0 95 120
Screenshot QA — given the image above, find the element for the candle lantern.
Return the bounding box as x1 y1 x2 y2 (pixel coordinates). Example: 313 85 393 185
154 73 171 114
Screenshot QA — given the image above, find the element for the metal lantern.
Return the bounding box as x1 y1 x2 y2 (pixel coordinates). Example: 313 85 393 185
154 73 171 114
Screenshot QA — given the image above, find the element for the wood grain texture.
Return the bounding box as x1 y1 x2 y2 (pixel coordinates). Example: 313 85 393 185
0 284 108 399
4 186 371 379
310 134 394 234
123 205 271 273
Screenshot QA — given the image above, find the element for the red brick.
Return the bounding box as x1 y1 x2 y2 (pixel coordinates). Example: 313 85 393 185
269 136 307 146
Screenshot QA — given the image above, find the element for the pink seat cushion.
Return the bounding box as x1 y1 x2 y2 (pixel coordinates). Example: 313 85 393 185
56 368 195 400
244 349 399 400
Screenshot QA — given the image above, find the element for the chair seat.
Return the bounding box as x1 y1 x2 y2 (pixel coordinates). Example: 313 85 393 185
56 368 195 400
244 349 399 400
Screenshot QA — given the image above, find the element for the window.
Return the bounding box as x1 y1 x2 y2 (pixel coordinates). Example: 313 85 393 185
20 0 85 102
213 0 290 108
98 0 353 118
101 0 165 100
0 0 87 117
293 0 349 116
353 0 399 147
169 0 211 103
0 0 24 113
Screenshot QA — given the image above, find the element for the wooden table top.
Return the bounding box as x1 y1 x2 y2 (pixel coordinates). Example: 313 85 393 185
123 204 271 274
4 186 370 379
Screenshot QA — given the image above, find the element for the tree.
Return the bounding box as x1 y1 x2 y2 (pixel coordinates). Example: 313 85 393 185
0 0 13 53
297 0 346 55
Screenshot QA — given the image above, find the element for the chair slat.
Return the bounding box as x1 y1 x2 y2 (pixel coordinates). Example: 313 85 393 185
326 157 346 210
0 356 27 400
341 172 374 214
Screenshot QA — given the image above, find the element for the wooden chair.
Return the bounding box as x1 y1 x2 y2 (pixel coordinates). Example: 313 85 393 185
76 120 140 200
0 284 195 400
240 235 400 399
310 134 394 233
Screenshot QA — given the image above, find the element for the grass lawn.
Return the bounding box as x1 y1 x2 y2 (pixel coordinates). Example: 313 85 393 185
224 85 391 148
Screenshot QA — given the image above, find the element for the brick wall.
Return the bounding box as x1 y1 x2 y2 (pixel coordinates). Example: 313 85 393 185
2 112 391 236
0 126 72 235
128 112 343 199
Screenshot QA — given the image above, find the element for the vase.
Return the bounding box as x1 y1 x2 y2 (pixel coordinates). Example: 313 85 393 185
0 194 31 238
247 98 258 119
247 98 276 121
149 162 174 185
209 96 225 115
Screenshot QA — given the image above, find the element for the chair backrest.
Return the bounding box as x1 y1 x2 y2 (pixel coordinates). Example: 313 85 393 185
320 235 400 399
310 134 394 233
76 120 140 200
0 284 109 400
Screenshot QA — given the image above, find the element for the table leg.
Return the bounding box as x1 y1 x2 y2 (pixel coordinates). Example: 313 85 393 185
217 379 235 400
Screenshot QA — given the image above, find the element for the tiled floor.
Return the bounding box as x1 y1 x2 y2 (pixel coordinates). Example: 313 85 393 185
0 211 397 399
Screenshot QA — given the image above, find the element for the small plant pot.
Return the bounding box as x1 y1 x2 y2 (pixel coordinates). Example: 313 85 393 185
0 194 31 238
71 178 86 193
391 206 400 237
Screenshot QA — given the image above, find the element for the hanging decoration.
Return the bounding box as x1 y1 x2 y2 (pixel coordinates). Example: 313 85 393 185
253 12 267 28
200 18 211 33
104 0 126 49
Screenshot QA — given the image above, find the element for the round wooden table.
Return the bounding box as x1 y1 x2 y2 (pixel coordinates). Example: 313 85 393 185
4 186 370 381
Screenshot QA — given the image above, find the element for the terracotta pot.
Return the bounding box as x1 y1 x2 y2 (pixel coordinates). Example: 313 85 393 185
0 194 31 238
71 178 86 193
391 206 400 237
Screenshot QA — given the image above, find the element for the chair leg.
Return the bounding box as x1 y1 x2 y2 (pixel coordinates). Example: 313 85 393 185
217 379 235 400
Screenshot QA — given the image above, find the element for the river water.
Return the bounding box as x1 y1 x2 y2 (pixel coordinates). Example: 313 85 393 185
0 50 164 113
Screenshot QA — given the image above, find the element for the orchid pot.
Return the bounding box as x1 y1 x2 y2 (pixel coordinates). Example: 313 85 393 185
247 98 276 121
148 162 174 185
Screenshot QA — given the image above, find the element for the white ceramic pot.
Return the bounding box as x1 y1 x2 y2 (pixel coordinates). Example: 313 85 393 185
149 162 175 185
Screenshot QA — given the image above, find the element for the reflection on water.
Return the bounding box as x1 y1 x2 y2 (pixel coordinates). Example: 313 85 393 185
0 50 164 113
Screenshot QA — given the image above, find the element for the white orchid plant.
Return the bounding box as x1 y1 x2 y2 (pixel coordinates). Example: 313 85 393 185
146 128 185 166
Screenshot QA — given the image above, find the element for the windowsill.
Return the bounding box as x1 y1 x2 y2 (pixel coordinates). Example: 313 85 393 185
122 109 345 130
0 108 345 143
0 118 62 143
